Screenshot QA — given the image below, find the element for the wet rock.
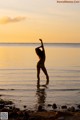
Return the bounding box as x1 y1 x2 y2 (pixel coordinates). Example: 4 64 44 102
38 105 43 112
24 105 27 108
23 111 30 120
37 105 46 112
0 108 8 112
77 105 80 109
9 107 20 118
57 116 65 120
52 103 57 109
0 99 13 106
5 100 13 105
0 99 4 104
68 106 75 112
5 104 15 109
47 104 52 107
17 111 23 117
0 104 4 109
9 111 18 118
13 107 20 112
61 105 67 109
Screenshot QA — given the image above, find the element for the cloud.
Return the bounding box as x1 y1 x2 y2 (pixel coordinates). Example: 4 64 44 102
0 16 26 24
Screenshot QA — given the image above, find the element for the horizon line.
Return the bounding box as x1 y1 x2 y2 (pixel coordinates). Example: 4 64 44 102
0 42 80 44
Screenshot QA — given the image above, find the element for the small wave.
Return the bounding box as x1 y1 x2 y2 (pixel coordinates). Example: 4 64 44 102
65 70 80 73
49 88 80 92
0 88 35 91
50 75 80 78
0 89 15 91
0 68 36 71
0 88 80 92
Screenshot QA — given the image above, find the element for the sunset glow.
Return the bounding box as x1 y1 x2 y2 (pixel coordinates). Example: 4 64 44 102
0 0 80 43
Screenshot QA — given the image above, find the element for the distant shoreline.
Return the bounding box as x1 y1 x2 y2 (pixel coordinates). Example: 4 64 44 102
0 42 80 47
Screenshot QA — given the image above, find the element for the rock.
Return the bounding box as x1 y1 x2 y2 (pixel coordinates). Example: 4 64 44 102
24 105 27 108
61 105 67 109
23 111 30 120
38 105 43 111
9 111 18 118
57 116 65 120
52 103 57 109
0 104 4 109
47 104 52 107
77 105 80 109
68 106 75 112
0 108 9 112
5 104 14 109
5 100 13 105
37 105 46 112
0 99 4 104
17 111 23 116
0 99 13 105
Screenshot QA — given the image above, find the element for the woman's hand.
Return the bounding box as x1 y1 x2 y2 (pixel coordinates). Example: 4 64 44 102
39 39 44 48
39 39 42 42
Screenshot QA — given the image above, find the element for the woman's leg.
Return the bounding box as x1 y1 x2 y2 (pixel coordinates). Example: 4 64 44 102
41 66 49 85
37 62 40 86
37 66 40 81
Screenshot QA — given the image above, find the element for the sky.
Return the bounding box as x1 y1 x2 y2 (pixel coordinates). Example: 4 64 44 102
0 0 80 43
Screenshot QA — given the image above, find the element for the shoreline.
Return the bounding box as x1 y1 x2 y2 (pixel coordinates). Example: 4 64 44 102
0 98 80 120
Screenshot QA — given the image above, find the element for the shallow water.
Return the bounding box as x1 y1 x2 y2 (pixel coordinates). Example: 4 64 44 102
0 43 80 110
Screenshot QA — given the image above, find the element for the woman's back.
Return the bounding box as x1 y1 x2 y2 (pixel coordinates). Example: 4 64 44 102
35 48 45 61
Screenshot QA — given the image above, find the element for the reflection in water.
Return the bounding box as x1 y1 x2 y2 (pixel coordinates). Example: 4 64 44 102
36 86 46 107
35 80 48 110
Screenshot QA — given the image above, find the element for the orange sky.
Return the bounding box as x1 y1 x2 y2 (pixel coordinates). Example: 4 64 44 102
0 0 80 43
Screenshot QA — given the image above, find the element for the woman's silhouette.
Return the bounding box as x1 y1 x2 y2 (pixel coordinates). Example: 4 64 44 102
35 39 49 86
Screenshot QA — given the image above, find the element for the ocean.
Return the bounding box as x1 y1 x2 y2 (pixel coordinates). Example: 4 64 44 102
0 43 80 110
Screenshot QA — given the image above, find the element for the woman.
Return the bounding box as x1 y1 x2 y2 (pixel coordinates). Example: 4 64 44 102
35 39 49 86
